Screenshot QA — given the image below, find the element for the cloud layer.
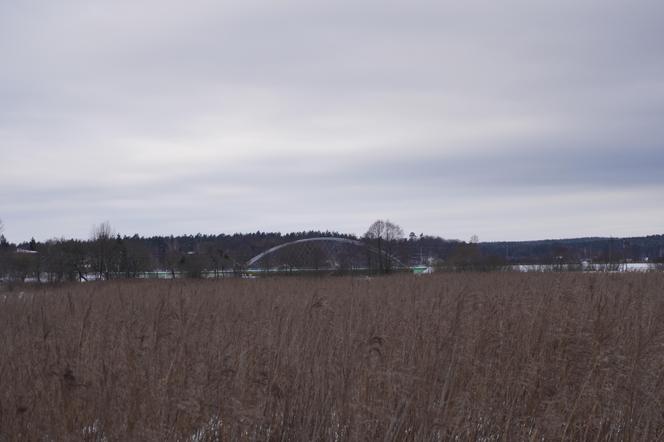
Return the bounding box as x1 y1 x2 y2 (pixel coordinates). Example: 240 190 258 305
1 0 663 242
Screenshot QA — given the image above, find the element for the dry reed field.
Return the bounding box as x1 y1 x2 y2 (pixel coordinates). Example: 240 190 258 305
2 273 664 441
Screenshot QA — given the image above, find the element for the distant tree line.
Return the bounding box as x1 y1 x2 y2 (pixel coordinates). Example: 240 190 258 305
0 221 374 282
479 235 664 266
0 217 662 282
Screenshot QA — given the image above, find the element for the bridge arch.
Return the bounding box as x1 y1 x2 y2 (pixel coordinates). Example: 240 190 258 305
245 237 406 271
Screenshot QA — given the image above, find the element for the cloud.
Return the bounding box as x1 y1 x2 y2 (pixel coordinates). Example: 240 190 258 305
1 0 663 241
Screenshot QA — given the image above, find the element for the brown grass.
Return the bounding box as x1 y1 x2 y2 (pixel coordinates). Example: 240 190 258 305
2 273 664 441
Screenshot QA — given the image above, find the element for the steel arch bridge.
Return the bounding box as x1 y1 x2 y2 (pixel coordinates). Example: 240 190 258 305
245 237 407 272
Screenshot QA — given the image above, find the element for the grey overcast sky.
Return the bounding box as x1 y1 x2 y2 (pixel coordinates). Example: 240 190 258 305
1 0 663 243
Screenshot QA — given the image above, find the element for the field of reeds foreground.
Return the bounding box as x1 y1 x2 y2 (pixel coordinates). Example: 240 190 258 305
2 274 664 441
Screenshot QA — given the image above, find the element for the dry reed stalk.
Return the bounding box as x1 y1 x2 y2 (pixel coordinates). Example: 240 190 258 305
0 273 664 440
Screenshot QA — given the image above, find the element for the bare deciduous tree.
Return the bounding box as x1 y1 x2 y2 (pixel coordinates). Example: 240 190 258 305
0 219 6 247
365 219 404 273
91 221 115 280
0 218 6 246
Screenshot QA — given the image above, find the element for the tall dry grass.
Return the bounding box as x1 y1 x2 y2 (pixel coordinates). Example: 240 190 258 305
1 273 664 441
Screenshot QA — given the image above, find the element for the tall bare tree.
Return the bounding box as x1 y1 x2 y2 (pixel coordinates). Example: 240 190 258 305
91 221 115 279
365 219 404 273
0 218 5 246
0 218 6 279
